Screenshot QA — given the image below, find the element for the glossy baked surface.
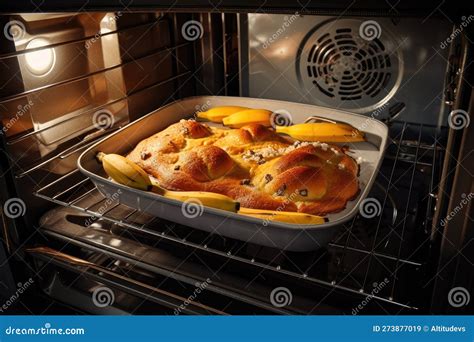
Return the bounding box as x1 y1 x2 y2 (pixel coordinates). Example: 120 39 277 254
127 119 359 215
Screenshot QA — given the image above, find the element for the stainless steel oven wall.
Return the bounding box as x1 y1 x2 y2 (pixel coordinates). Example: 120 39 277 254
242 14 452 125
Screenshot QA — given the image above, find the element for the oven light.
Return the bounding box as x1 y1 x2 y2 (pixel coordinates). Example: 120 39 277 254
24 38 56 76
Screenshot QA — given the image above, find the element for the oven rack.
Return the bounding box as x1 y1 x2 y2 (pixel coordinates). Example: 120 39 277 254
34 121 445 312
1 12 195 179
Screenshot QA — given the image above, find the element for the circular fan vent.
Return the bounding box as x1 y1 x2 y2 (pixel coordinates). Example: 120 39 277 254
297 19 402 112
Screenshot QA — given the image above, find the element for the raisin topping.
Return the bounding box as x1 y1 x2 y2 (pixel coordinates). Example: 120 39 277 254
276 184 286 196
140 152 151 160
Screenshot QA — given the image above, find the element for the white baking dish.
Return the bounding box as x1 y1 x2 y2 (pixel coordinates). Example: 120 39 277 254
78 96 388 251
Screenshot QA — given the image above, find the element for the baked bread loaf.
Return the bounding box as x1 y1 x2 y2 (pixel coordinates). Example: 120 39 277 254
127 119 359 215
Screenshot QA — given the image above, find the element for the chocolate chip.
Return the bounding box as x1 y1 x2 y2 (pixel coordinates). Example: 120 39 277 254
265 174 273 183
174 165 180 170
257 159 266 165
140 152 151 160
240 179 251 185
298 189 308 197
276 184 286 196
249 150 255 155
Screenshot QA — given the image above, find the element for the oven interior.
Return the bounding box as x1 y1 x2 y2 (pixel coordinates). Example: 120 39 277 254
0 10 472 315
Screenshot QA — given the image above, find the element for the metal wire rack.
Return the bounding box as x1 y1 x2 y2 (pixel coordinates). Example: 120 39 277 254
33 121 445 312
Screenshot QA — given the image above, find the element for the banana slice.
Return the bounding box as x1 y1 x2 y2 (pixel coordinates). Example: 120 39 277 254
97 152 240 212
239 207 325 225
196 106 248 123
97 152 152 191
275 122 365 142
222 109 273 128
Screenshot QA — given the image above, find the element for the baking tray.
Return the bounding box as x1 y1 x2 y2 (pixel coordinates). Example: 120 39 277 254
78 96 388 251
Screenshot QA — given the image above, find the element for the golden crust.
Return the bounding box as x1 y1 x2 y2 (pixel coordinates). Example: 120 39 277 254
127 120 359 215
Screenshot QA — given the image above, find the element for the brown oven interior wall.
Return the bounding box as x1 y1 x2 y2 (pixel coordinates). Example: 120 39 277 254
0 12 202 242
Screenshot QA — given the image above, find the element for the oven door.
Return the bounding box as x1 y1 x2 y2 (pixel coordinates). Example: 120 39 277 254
0 7 471 315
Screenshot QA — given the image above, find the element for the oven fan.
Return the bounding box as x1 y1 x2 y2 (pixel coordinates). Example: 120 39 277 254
297 19 402 112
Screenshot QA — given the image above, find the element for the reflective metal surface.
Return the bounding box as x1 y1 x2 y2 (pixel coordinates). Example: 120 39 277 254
245 14 451 125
